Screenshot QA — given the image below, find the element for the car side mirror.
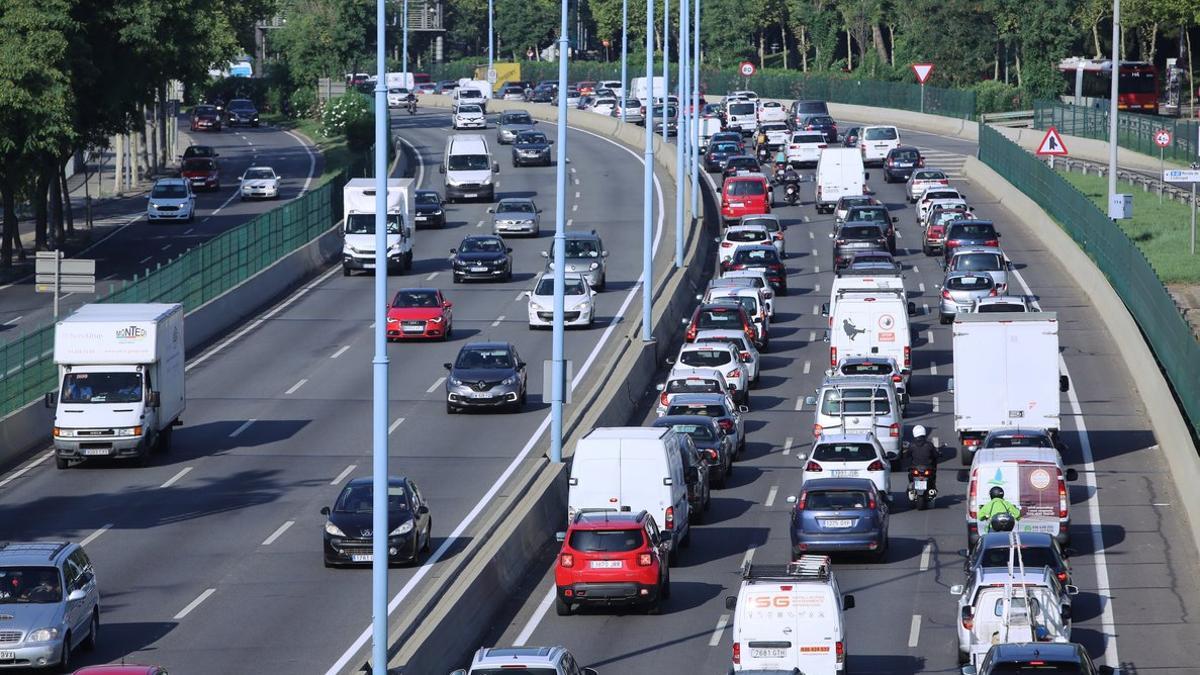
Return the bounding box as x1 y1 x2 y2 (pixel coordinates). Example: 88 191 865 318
540 251 549 258
443 301 453 308
449 248 457 255
662 477 673 486
864 172 871 180
451 670 468 675
517 361 526 370
725 596 737 610
785 495 797 504
44 392 58 409
804 395 817 407
1063 547 1078 557
892 216 899 223
438 165 446 174
1065 468 1079 482
590 290 597 296
950 584 965 596
828 232 835 239
493 162 501 173
486 208 494 213
842 594 855 610
961 667 978 675
506 248 513 253
147 391 161 408
908 301 917 316
321 506 331 515
1059 375 1070 392
443 363 452 370
68 589 86 602
820 303 829 317
1065 584 1080 596
583 669 598 675
523 290 532 297
680 317 690 325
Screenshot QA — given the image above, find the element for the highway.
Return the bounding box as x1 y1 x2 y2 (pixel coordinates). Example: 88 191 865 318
490 120 1200 673
0 120 319 335
0 108 666 672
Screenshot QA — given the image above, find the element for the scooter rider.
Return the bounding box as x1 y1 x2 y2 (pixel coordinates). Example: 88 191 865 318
909 425 938 489
978 486 1024 533
405 91 417 113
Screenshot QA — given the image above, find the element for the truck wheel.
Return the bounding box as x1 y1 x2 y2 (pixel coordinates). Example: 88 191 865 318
55 457 69 470
156 426 173 453
136 446 151 467
342 266 351 277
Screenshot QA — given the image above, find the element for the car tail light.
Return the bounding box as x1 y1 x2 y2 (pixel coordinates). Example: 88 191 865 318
964 437 981 447
721 241 733 248
705 449 719 463
726 368 741 378
559 553 575 568
818 143 827 149
941 289 952 300
1058 477 1069 518
983 239 999 246
867 459 885 471
835 239 846 245
1056 571 1068 583
774 232 784 240
796 491 807 509
918 158 926 167
892 374 903 383
903 346 911 368
732 643 741 665
989 287 999 297
685 323 697 341
637 553 653 566
886 158 895 167
947 239 960 249
665 506 675 531
830 346 837 367
939 179 948 184
968 472 978 519
660 392 670 406
962 614 974 631
718 418 734 433
805 460 822 472
836 641 845 663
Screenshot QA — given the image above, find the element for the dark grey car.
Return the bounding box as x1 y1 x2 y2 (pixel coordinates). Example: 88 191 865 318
831 222 889 269
543 230 608 290
497 111 537 144
444 342 528 414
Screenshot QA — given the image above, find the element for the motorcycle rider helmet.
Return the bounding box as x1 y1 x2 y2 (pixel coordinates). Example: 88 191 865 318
989 486 1005 500
989 511 1016 532
913 425 927 438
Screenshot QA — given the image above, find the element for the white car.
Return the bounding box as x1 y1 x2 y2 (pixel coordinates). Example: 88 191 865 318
728 89 759 101
858 125 900 165
718 224 772 266
740 213 786 258
674 341 749 404
526 273 595 328
916 187 966 224
239 166 280 200
785 131 826 167
597 80 623 98
714 270 775 317
758 122 791 149
387 87 410 108
702 287 770 347
757 100 788 123
591 97 617 117
655 367 733 416
906 168 950 202
695 329 761 384
147 177 195 223
453 103 486 130
800 432 892 495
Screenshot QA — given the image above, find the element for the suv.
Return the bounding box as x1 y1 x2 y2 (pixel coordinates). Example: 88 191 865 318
966 642 1113 675
555 510 670 615
453 646 597 675
0 542 100 670
831 222 889 269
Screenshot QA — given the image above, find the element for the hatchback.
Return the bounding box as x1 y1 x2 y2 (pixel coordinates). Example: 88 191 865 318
386 287 453 341
844 205 898 252
695 329 762 383
496 110 537 144
947 246 1011 292
916 187 966 223
705 141 743 172
907 168 951 202
718 224 772 266
788 477 889 561
939 272 998 323
739 213 786 257
834 194 879 224
973 295 1036 313
413 189 446 228
189 104 221 132
180 157 219 192
543 230 608 290
882 145 924 182
723 245 786 293
943 220 1002 264
555 510 670 615
146 178 195 223
800 433 892 496
526 273 595 328
965 641 1112 675
673 343 749 404
443 342 528 413
799 115 839 144
715 270 776 316
664 392 748 454
683 302 755 346
655 368 732 417
450 235 513 283
722 156 763 181
321 475 433 567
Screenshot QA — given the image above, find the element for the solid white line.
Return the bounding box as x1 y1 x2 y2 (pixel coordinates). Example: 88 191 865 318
919 542 932 571
2 316 21 326
803 360 811 374
173 588 216 620
160 467 192 488
80 524 112 547
932 397 940 413
0 451 52 489
282 129 318 196
229 419 256 437
765 485 779 507
285 378 308 395
393 135 426 189
709 614 730 647
782 436 794 455
388 417 406 434
426 376 446 393
261 520 295 546
513 585 557 647
331 464 357 485
331 345 351 359
908 614 922 648
492 316 504 327
425 271 438 280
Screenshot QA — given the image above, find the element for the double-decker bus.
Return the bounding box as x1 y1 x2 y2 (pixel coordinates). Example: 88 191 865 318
1058 57 1159 114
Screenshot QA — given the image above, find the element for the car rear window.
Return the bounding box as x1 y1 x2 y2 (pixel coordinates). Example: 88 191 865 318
840 362 894 377
985 664 1085 674
945 275 995 291
698 308 744 328
731 248 779 265
821 388 891 415
976 302 1027 313
569 528 644 552
679 349 733 368
794 101 828 115
950 223 999 238
847 207 889 223
805 490 871 510
979 546 1060 569
840 196 873 208
792 133 825 144
890 148 920 162
711 142 740 153
729 103 756 115
841 225 884 240
914 169 947 181
986 434 1053 448
726 229 768 242
864 127 898 141
812 443 878 462
924 190 960 201
726 180 766 196
667 403 728 417
952 253 1004 271
666 378 721 394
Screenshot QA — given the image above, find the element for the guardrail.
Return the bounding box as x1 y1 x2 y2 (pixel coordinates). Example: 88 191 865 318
1034 99 1200 165
978 124 1200 441
979 110 1034 127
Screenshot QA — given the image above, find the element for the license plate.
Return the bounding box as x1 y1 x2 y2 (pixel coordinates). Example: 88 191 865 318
468 392 492 398
402 326 424 333
750 648 786 659
0 651 14 661
351 554 372 562
82 448 110 456
363 263 375 269
913 478 928 490
464 193 478 198
730 202 744 207
590 560 623 569
470 266 488 272
822 519 853 528
415 216 428 221
831 470 858 477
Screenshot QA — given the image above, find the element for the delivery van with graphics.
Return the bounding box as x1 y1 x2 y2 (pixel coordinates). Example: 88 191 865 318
966 447 1078 546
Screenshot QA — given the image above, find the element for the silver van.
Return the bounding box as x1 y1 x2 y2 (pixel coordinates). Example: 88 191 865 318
0 542 100 670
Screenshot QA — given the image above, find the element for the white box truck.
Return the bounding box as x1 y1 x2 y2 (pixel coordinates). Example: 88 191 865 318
952 313 1070 465
385 71 415 90
342 177 415 276
631 76 666 105
47 303 185 468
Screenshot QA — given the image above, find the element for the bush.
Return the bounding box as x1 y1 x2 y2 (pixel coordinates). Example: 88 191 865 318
290 87 318 118
321 92 372 137
973 80 1024 115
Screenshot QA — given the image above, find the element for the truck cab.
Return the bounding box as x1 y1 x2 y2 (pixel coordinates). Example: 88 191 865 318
342 177 415 276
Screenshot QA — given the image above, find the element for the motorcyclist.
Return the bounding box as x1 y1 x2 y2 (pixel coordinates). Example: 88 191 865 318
908 425 939 490
978 486 1023 533
405 91 417 113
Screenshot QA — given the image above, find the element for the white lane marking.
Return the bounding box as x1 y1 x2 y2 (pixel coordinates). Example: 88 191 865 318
569 166 576 173
229 419 256 438
0 451 52 489
1153 502 1172 506
922 302 930 315
2 316 21 326
932 436 940 448
161 244 171 251
811 248 818 256
331 464 357 485
393 135 426 188
782 437 794 455
514 585 557 646
814 283 821 292
808 231 814 239
908 614 922 648
913 265 921 274
174 588 216 620
919 541 932 571
331 345 351 359
80 524 112 547
426 376 446 393
567 218 573 227
160 467 192 488
262 520 295 546
514 291 527 302
184 228 194 234
918 282 926 293
285 378 308 395
803 215 810 223
741 546 756 568
927 331 935 344
803 360 811 374
572 204 578 212
282 129 318 195
808 330 816 342
425 271 438 281
574 191 580 198
476 220 484 228
492 316 504 327
573 178 580 185
795 397 805 411
812 304 819 315
136 255 153 264
388 417 406 434
765 485 779 507
930 363 938 375
814 265 821 273
932 397 940 413
709 614 731 647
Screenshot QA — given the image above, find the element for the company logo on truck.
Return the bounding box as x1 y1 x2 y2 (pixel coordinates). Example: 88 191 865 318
115 325 147 341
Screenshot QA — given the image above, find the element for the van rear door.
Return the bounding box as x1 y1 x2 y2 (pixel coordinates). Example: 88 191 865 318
736 584 800 670
1013 461 1064 536
568 448 623 517
619 450 668 523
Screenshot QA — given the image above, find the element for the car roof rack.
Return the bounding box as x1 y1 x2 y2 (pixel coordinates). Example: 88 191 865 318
834 265 903 278
740 555 831 581
0 542 70 561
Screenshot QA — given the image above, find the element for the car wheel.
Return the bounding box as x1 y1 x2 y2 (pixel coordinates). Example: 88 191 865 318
645 596 662 615
84 610 98 652
422 521 432 552
58 634 70 672
922 245 932 256
156 426 172 453
555 595 573 616
343 266 351 277
873 538 889 563
939 314 952 325
661 568 671 599
56 457 69 470
324 557 335 569
681 526 692 548
409 532 421 563
596 275 606 292
958 646 970 666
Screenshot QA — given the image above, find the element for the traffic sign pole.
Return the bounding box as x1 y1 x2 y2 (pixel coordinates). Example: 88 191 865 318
920 83 925 115
1154 130 1172 204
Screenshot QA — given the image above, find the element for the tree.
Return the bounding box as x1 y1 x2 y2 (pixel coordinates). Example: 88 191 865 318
495 0 557 60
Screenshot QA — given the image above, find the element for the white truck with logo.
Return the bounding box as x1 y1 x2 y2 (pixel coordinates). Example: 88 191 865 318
342 178 415 276
824 289 916 395
47 303 185 468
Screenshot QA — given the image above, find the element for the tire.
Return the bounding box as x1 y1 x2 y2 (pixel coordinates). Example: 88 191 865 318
922 245 932 256
917 494 929 511
958 647 970 666
681 526 692 548
422 521 432 552
645 596 662 615
57 634 70 672
661 568 671 599
342 266 351 277
56 457 69 470
156 426 173 453
135 445 151 467
873 540 888 563
84 610 98 652
555 595 573 616
939 314 952 325
409 532 421 564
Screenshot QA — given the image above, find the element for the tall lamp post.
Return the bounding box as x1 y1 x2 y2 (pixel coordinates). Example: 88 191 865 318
402 0 408 86
488 0 495 88
690 0 700 215
550 0 570 463
620 0 628 121
642 0 655 342
1106 0 1120 218
674 0 688 267
662 0 669 133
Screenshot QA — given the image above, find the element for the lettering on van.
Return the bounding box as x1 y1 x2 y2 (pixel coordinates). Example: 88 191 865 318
842 319 866 341
115 325 147 341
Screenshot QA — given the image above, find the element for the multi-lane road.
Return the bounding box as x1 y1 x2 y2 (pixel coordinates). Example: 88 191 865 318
490 121 1200 673
0 120 319 334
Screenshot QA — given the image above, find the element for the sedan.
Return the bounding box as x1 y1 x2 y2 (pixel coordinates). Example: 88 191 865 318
652 415 735 487
322 475 433 567
906 168 950 202
225 98 259 127
512 130 553 167
450 235 513 283
526 272 595 328
788 477 889 561
704 141 743 172
490 197 541 237
938 271 997 323
413 189 446 228
239 166 279 200
497 110 537 144
180 157 220 191
386 287 453 341
444 341 528 413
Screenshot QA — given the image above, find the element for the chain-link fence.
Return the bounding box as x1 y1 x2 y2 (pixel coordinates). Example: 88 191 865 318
979 124 1200 440
1034 100 1200 164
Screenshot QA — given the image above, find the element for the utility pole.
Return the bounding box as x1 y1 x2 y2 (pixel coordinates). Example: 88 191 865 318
642 0 655 342
1106 0 1121 218
551 0 570 463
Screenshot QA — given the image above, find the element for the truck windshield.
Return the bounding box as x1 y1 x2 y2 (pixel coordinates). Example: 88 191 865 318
448 154 491 171
345 214 403 235
61 372 143 404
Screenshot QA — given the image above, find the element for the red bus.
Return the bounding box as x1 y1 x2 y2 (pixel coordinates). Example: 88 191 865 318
1058 58 1159 114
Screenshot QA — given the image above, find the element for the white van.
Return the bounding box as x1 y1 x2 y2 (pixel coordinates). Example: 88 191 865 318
725 99 759 135
814 148 867 214
824 289 915 392
804 375 903 461
726 556 854 673
697 116 723 151
826 269 908 317
454 79 492 111
966 447 1078 546
441 134 500 202
858 125 900 165
568 427 691 560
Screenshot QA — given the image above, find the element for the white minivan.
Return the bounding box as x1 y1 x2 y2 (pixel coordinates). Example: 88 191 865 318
441 134 500 202
726 556 855 673
858 125 900 165
568 427 692 561
814 148 867 214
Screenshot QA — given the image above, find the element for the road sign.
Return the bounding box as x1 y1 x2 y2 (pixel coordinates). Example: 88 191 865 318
738 61 756 78
1035 127 1069 156
1154 129 1172 148
486 68 498 84
34 251 95 318
1164 169 1200 182
911 63 934 84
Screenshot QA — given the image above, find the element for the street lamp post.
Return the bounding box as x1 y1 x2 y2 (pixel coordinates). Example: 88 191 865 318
551 0 570 463
1106 0 1120 217
674 0 688 267
402 0 409 86
620 0 628 122
690 0 700 215
662 0 669 133
488 0 495 87
642 0 655 342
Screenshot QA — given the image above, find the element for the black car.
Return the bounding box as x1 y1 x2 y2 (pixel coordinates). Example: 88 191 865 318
798 114 838 144
942 219 1001 265
964 531 1074 586
722 155 761 180
709 131 744 152
321 475 433 567
844 205 899 252
512 130 553 167
181 145 218 160
443 341 528 413
832 222 889 269
883 145 924 183
652 415 734 487
971 642 1113 675
450 235 513 283
725 244 786 293
842 126 862 147
704 141 743 172
413 190 446 228
530 85 556 103
225 98 259 127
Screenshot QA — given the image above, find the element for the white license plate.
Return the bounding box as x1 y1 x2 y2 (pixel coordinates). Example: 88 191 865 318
351 554 373 562
831 470 858 477
590 560 623 569
415 216 428 221
822 519 853 528
82 448 110 456
402 326 424 333
470 266 488 272
913 478 928 490
750 648 786 659
464 193 478 198
468 392 492 398
0 651 14 661
731 202 744 207
363 264 376 269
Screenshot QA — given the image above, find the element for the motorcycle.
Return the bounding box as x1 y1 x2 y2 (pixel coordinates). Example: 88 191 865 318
907 465 937 510
756 145 770 164
784 181 800 205
407 99 417 115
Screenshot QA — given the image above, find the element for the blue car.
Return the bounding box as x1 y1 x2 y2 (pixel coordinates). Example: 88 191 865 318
789 477 889 562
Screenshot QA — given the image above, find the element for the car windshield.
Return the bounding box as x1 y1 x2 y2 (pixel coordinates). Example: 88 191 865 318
416 193 440 205
847 207 889 222
953 253 1004 271
679 349 732 368
813 443 878 462
152 183 188 198
459 238 506 253
534 278 585 295
503 86 523 94
794 101 828 114
391 290 440 308
950 223 999 238
808 115 835 125
667 403 727 417
0 567 62 604
569 528 644 552
447 154 491 171
183 159 214 171
805 490 871 510
459 89 482 99
840 196 873 208
698 308 743 328
913 170 947 181
979 546 1059 569
985 664 1084 674
821 388 890 415
516 132 548 144
244 168 274 180
667 378 721 394
890 149 920 162
731 248 779 265
864 127 898 141
455 348 514 369
457 104 482 114
669 423 717 441
469 668 559 675
502 113 532 124
497 201 535 214
61 372 142 403
228 100 255 111
726 229 768 242
946 275 994 291
729 103 756 115
841 225 883 240
183 146 214 157
194 106 217 116
564 240 600 257
333 484 409 512
345 214 403 234
727 158 757 169
840 362 893 376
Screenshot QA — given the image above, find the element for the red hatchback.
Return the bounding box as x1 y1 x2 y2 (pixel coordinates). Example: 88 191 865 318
180 157 220 192
720 176 770 226
555 510 670 615
386 288 453 341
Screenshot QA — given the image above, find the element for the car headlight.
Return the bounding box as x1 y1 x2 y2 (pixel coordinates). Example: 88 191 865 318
26 628 59 644
502 375 518 386
530 302 545 311
450 377 463 386
589 262 600 270
431 208 443 214
53 428 75 437
324 521 345 537
428 316 443 323
390 520 414 536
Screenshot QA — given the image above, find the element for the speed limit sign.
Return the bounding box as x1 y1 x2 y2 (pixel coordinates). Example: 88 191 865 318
1154 129 1172 148
738 61 756 78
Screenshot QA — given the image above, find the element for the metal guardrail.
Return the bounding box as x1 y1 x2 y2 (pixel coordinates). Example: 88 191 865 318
980 110 1034 127
1034 100 1200 164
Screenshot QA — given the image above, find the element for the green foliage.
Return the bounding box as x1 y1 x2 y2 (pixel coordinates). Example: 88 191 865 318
495 0 557 58
321 92 373 154
973 80 1023 114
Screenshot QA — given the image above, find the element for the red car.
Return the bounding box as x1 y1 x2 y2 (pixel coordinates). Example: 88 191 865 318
720 176 770 226
555 509 670 615
386 288 453 341
190 104 222 132
684 301 756 346
180 157 220 192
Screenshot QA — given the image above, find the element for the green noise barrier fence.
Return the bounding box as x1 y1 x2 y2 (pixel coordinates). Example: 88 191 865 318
0 170 349 418
1034 99 1200 165
979 123 1200 440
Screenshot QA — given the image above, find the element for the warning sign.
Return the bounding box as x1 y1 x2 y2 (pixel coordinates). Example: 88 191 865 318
1035 127 1069 157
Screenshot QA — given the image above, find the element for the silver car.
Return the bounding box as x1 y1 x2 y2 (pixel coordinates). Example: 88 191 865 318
543 230 608 290
0 541 100 670
490 197 541 237
661 392 749 456
444 342 528 414
946 245 1010 293
612 98 645 124
496 110 537 144
938 271 997 324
